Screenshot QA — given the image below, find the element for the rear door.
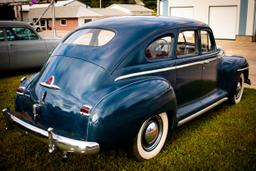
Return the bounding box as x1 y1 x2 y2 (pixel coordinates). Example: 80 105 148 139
0 27 9 71
6 27 48 70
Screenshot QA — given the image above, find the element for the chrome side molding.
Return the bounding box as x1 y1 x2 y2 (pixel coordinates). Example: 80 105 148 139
115 57 218 81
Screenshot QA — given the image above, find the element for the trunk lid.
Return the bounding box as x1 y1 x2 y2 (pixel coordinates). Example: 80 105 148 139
16 56 114 140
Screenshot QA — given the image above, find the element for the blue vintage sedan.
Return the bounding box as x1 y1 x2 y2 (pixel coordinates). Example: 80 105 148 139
2 16 250 160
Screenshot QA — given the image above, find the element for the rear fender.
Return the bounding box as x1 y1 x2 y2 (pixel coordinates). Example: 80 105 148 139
87 78 177 147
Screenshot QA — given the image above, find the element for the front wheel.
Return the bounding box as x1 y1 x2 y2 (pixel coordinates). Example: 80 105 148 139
132 112 169 160
229 73 244 104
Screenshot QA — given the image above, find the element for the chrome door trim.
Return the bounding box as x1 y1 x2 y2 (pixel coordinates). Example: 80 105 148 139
115 57 218 81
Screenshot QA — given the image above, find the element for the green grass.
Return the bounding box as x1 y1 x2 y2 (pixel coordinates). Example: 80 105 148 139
0 74 256 170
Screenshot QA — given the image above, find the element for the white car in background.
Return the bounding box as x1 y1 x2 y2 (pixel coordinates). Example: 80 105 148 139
0 21 59 71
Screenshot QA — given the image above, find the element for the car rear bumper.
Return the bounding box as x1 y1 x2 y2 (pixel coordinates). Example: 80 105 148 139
2 108 100 155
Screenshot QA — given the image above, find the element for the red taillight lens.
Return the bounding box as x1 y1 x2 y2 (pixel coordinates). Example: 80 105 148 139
80 105 91 116
46 76 54 85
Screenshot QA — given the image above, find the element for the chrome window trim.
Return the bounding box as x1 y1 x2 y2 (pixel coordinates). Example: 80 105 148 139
115 57 218 81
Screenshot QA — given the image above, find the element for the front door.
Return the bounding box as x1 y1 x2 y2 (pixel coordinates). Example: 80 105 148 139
0 28 10 71
200 30 218 96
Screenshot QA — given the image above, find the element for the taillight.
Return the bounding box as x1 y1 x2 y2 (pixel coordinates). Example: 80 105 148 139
80 105 92 116
46 76 54 85
16 86 26 95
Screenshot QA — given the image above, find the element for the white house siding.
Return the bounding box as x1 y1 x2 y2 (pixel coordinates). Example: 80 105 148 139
246 0 255 35
161 0 255 39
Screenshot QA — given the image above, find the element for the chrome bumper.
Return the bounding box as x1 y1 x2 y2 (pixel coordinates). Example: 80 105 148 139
2 108 100 155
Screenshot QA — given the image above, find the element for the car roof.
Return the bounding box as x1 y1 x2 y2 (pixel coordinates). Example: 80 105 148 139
0 21 31 27
80 16 208 31
59 16 209 72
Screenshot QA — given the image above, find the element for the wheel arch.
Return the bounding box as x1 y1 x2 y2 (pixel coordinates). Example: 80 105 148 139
218 55 250 94
87 77 177 147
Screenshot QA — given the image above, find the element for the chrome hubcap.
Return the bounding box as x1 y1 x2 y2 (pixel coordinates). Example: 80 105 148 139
144 122 159 145
235 81 242 99
142 116 163 151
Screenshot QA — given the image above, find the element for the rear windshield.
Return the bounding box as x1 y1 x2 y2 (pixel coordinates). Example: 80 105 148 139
64 29 115 47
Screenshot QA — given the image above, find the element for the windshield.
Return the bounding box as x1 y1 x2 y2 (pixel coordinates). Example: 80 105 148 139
64 29 115 47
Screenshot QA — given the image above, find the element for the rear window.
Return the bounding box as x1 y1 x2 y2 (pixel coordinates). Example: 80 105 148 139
64 29 115 46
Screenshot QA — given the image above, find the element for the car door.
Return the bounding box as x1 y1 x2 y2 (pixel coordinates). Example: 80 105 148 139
200 29 218 96
6 27 48 70
174 29 203 106
0 28 10 71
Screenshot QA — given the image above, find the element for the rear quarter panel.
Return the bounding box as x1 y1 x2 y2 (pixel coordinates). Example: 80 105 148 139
86 77 176 148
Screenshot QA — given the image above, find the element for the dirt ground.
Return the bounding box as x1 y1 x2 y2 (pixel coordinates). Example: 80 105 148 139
39 30 256 88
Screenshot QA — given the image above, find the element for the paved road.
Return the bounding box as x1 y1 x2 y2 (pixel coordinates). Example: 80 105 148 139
217 40 256 88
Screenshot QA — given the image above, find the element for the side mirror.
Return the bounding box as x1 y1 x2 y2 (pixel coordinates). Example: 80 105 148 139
217 45 225 56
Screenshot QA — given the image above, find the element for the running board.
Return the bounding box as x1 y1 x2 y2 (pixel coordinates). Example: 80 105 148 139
177 97 228 126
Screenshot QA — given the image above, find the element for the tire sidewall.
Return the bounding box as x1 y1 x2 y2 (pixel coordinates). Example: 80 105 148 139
135 112 169 160
233 73 244 104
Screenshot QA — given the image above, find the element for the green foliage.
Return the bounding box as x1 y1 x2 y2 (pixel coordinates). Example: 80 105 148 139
0 73 256 170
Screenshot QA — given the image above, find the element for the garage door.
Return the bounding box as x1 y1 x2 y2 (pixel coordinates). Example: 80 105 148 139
170 7 194 20
209 6 237 39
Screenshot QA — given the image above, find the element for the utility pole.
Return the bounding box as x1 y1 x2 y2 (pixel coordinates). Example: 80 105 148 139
157 0 160 15
51 0 56 38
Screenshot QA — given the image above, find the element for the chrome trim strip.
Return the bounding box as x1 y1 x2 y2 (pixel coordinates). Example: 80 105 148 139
237 67 249 71
2 109 100 154
115 58 218 81
177 97 228 126
40 82 61 90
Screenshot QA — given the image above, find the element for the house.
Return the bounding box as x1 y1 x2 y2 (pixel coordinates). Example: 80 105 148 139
160 0 256 41
107 4 153 16
25 1 153 31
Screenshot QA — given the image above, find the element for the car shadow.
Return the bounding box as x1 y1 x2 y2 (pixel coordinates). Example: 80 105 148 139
0 68 40 79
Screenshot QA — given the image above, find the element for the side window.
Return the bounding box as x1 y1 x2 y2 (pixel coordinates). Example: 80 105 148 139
201 30 215 53
6 27 39 41
0 28 5 41
176 30 197 57
145 35 174 60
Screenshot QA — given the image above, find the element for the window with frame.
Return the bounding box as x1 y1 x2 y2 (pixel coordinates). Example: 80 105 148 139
60 19 67 26
84 19 92 23
176 30 197 57
201 30 215 53
64 28 115 46
6 27 38 41
145 35 174 60
0 28 5 41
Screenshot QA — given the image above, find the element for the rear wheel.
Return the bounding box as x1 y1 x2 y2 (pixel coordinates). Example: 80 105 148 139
229 73 244 104
132 112 169 160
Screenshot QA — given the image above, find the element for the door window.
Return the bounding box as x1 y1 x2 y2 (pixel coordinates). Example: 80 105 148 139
201 30 215 53
0 28 5 41
6 27 39 41
145 35 174 60
176 30 198 57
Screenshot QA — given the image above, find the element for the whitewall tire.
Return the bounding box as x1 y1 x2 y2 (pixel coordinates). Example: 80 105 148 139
230 73 244 104
132 112 169 160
